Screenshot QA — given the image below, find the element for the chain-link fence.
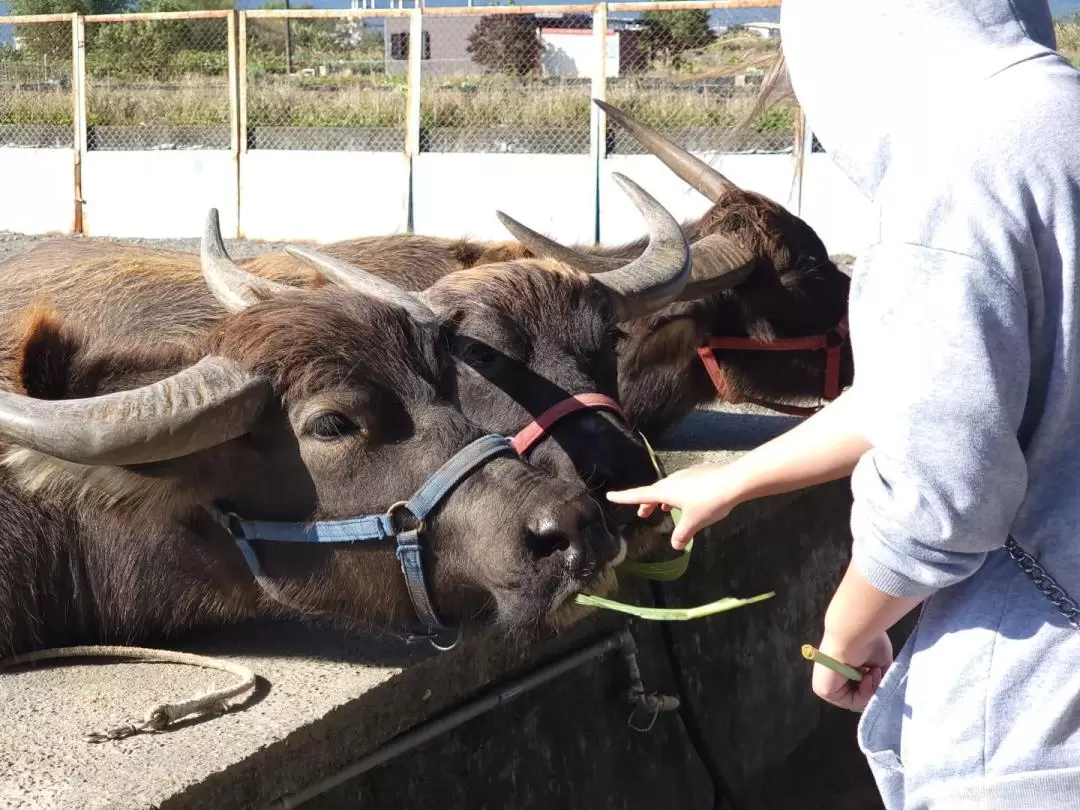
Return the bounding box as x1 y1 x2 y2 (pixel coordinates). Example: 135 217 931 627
0 4 799 156
605 7 790 154
417 10 591 154
0 20 74 148
244 11 406 151
83 13 231 150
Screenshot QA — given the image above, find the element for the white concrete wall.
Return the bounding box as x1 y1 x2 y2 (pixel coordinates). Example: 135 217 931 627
1 147 875 256
81 150 238 239
540 30 619 79
0 148 75 235
240 151 409 243
413 153 597 244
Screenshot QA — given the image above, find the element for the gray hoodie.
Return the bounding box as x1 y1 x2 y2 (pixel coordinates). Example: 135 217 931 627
781 2 1080 808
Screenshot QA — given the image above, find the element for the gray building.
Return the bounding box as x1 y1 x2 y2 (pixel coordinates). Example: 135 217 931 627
384 15 481 76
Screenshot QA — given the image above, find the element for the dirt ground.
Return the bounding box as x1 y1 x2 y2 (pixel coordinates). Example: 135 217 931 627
0 229 295 263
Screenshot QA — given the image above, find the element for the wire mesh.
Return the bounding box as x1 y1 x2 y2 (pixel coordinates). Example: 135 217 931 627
418 11 592 154
605 7 792 155
244 13 405 151
0 21 74 148
84 15 231 151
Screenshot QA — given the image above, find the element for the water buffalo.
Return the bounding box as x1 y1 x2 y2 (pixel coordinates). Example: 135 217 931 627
0 176 724 563
213 103 852 438
496 100 853 436
0 228 622 656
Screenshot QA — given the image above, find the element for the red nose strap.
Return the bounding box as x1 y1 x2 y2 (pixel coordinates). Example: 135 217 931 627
511 394 629 456
697 317 849 418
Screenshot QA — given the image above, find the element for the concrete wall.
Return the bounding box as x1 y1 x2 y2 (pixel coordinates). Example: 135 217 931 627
540 28 621 78
0 148 76 235
1 147 876 257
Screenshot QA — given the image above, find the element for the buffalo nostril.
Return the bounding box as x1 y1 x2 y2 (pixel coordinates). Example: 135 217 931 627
526 512 573 559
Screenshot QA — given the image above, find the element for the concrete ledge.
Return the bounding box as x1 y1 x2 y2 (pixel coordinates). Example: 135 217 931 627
0 404 882 810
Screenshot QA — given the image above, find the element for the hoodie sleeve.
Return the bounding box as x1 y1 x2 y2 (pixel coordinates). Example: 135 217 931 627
847 243 1031 599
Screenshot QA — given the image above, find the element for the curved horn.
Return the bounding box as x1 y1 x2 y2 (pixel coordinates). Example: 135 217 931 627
283 246 439 329
496 211 620 275
201 208 298 312
498 210 753 305
0 356 270 466
584 173 690 321
594 99 738 203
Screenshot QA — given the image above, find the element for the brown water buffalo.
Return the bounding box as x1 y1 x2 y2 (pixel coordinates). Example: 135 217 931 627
0 176 728 561
217 104 851 438
0 227 623 656
496 100 853 436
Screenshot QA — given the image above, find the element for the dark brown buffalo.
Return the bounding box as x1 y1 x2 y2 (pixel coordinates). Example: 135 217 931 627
0 177 736 561
221 104 852 438
0 223 623 656
496 101 853 436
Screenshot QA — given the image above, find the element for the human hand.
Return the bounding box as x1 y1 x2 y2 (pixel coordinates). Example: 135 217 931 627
811 630 892 712
605 461 743 550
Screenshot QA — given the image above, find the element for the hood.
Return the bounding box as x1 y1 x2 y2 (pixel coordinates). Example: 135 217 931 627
779 0 1058 200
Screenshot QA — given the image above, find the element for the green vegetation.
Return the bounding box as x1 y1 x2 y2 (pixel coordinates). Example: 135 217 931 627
0 12 803 143
1058 14 1080 66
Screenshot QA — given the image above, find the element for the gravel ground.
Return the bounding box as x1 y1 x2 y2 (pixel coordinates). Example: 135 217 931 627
0 230 858 277
0 230 292 263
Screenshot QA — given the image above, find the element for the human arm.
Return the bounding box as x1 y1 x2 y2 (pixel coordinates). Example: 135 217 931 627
811 244 1030 709
606 387 871 549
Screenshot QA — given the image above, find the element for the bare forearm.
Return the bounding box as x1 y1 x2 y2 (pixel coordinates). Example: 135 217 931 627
727 388 870 502
823 561 923 653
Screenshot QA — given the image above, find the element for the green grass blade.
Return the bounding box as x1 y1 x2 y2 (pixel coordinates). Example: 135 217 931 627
573 591 775 621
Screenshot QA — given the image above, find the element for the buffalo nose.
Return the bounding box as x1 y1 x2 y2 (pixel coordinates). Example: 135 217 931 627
526 495 618 577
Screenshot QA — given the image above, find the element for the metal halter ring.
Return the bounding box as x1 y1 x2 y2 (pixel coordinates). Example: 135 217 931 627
386 501 425 536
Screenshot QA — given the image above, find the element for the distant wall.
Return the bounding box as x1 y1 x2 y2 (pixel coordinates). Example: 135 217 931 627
1 146 875 256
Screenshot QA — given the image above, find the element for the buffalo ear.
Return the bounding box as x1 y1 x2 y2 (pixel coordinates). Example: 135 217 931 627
13 307 80 400
624 316 701 372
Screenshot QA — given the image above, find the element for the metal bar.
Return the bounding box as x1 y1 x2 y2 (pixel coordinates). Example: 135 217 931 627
404 0 423 232
269 629 633 810
423 4 594 14
607 0 778 9
71 12 87 235
85 10 231 22
590 2 608 246
244 8 413 18
5 13 75 23
227 9 241 240
796 111 814 218
237 12 249 237
238 12 249 159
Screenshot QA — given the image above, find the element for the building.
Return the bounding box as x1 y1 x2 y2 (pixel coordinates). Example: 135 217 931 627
743 21 781 39
383 14 480 76
539 27 644 80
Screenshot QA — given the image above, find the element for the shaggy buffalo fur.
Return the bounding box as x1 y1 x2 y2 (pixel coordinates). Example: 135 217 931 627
0 289 618 655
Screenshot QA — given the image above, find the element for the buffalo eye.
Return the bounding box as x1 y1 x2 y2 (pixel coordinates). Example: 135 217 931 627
308 412 360 441
455 337 503 370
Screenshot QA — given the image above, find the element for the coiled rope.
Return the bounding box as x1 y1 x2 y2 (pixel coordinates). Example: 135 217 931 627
0 644 257 743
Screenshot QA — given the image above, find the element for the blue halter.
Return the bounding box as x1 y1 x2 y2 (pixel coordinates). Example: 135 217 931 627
219 434 516 648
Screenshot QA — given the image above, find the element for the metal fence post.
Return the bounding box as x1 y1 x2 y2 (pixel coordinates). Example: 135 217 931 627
590 1 607 246
71 12 87 234
404 0 424 233
227 9 241 239
794 107 813 218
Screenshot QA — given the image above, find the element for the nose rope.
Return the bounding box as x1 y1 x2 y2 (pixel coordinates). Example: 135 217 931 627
217 434 517 649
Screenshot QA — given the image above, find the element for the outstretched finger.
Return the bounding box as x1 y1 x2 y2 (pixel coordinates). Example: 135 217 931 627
606 485 666 506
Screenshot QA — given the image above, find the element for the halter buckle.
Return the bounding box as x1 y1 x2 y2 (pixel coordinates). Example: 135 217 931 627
386 500 425 537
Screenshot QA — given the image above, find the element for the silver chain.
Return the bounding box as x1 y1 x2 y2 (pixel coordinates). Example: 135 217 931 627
1005 536 1080 631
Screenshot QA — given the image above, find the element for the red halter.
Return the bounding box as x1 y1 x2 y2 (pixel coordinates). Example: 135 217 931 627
696 317 849 418
511 393 630 456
